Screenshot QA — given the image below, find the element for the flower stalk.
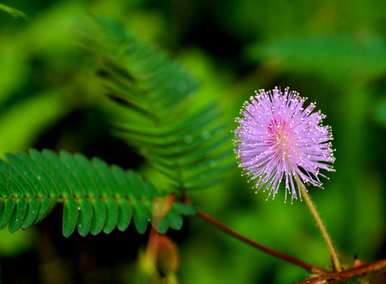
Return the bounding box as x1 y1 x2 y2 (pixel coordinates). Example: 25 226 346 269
296 177 342 272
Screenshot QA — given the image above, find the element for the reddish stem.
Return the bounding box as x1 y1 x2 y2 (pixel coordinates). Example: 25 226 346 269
197 209 386 282
299 258 386 283
197 209 324 273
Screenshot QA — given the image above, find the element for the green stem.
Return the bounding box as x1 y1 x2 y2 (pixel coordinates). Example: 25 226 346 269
296 178 342 272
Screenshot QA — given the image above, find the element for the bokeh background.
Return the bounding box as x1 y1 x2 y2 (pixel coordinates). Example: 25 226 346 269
0 0 385 283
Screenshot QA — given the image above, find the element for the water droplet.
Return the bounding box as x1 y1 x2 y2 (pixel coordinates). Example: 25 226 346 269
201 131 211 139
184 135 193 143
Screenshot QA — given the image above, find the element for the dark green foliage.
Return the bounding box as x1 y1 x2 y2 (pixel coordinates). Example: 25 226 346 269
0 17 231 239
83 17 233 191
0 150 195 237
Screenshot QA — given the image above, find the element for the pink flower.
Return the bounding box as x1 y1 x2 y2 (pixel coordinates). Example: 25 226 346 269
235 87 335 200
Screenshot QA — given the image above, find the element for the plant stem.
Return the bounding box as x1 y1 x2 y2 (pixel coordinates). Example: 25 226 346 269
196 208 386 282
299 258 386 284
197 209 325 273
296 178 342 272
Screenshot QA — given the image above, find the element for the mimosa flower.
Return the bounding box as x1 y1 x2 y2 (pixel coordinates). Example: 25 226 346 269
235 87 335 200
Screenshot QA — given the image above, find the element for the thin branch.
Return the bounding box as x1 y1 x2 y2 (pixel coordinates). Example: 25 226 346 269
299 258 386 283
197 209 325 273
196 209 386 283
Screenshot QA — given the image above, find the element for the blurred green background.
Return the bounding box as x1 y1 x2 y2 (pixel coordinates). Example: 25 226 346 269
0 0 385 283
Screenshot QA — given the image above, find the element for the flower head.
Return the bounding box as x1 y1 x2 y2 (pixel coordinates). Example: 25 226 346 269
235 87 335 200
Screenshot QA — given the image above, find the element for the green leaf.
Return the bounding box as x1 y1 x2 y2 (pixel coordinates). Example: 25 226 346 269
83 17 234 191
247 34 386 79
0 149 195 237
0 4 26 19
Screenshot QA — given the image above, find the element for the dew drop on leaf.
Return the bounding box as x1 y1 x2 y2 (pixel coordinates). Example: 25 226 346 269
184 135 193 143
201 131 211 139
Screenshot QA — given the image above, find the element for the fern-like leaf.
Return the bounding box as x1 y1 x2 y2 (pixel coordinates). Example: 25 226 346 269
83 17 233 191
0 149 195 237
